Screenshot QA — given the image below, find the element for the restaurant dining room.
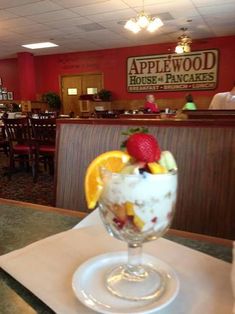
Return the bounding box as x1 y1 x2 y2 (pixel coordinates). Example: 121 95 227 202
0 0 235 313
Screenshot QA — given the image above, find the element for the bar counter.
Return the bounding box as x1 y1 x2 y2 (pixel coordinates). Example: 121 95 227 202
55 117 235 239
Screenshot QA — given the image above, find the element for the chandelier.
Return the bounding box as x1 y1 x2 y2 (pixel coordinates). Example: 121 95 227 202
175 28 192 54
124 1 163 33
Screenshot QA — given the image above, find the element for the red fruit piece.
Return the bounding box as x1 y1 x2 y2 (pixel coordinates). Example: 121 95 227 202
112 204 127 221
126 133 161 162
113 217 125 229
151 217 157 223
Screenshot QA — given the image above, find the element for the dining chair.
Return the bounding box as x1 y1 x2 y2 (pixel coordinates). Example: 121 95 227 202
0 125 9 156
3 117 35 179
30 118 56 179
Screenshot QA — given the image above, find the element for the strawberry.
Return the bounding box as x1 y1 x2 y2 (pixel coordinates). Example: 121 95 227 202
126 133 161 162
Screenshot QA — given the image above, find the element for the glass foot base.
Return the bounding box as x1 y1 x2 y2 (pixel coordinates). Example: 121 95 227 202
105 264 167 301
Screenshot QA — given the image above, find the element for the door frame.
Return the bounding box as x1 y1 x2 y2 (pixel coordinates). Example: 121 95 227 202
59 72 104 102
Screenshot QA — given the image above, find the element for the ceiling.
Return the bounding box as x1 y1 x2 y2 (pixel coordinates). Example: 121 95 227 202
0 0 234 59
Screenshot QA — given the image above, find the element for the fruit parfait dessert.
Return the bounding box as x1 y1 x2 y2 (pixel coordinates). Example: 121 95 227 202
85 129 177 301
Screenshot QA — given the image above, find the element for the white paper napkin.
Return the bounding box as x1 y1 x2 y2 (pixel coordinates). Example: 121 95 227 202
0 225 233 314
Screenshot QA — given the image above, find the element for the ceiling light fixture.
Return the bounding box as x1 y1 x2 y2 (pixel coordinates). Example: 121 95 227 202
22 42 58 49
175 28 192 54
124 0 163 34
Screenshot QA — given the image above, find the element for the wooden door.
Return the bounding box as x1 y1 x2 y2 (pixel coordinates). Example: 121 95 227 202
61 74 103 115
61 76 82 114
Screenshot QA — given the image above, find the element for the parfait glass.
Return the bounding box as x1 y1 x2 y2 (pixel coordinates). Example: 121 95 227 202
99 170 177 301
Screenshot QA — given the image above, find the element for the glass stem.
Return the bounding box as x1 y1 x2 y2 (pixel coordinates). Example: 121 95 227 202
128 243 142 267
126 243 145 277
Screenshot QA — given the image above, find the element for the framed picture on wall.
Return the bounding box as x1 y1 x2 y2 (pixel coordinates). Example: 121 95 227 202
0 78 2 86
2 93 7 100
0 94 3 100
67 88 78 95
7 92 13 100
2 87 7 93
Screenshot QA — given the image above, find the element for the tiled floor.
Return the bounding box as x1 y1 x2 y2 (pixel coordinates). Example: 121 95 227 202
0 153 54 206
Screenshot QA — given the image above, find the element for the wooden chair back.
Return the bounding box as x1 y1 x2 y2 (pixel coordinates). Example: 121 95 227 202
30 118 56 146
3 118 31 145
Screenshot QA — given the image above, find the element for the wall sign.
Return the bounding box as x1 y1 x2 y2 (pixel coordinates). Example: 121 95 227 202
68 88 78 95
87 87 98 94
127 49 219 92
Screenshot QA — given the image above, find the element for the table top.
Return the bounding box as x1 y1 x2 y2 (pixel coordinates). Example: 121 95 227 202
0 198 232 314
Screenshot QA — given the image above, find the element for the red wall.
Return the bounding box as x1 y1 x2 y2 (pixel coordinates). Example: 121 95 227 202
0 58 19 99
34 35 235 100
17 52 36 100
0 35 235 101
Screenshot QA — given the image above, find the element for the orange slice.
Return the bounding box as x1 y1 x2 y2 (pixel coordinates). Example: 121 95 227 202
85 150 130 209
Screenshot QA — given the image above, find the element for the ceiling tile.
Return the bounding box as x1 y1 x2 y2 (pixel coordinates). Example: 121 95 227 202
190 31 216 39
1 17 35 29
77 23 106 31
88 8 136 22
0 0 41 10
73 29 122 42
214 29 235 36
16 23 51 33
131 34 172 45
50 0 108 9
206 16 235 27
6 0 63 16
158 16 208 38
35 41 102 54
197 2 235 15
25 29 64 41
141 0 199 19
97 20 128 34
43 17 92 27
124 0 175 7
28 9 79 22
70 0 129 16
0 10 18 20
53 26 86 36
192 0 235 7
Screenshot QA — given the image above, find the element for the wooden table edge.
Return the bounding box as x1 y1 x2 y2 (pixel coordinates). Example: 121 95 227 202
167 229 233 248
0 198 232 248
0 198 87 219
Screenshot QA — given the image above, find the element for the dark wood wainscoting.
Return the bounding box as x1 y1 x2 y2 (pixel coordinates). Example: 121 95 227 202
55 119 235 239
